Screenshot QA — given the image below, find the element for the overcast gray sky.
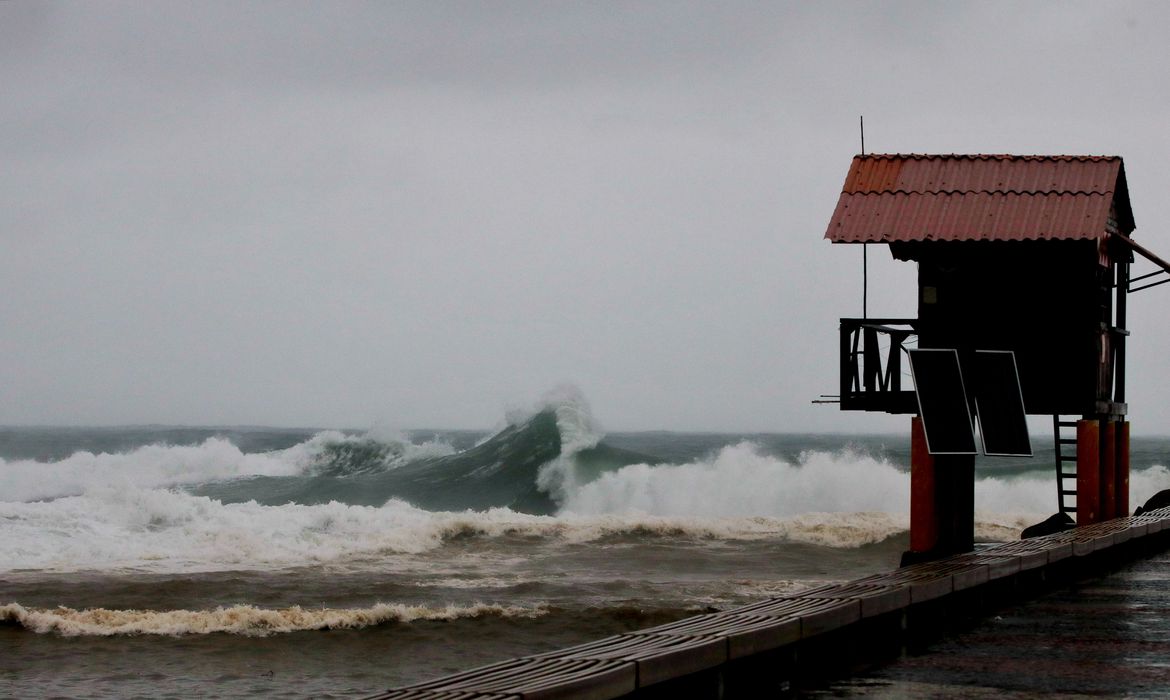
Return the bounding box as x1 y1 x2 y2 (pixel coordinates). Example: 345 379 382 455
3 1 1170 432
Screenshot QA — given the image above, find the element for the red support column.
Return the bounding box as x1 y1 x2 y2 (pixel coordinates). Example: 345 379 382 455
910 416 937 553
1077 419 1101 526
1117 421 1131 516
1101 421 1117 520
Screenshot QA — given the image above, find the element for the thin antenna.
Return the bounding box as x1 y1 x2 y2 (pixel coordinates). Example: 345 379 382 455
863 244 868 318
860 115 868 318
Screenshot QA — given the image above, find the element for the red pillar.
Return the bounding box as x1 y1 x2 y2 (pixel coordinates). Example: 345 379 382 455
1077 419 1101 526
910 417 937 553
1117 421 1131 516
1101 421 1117 520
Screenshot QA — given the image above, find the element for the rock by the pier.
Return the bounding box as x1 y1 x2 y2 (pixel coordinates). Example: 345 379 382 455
1134 489 1170 516
1021 512 1075 539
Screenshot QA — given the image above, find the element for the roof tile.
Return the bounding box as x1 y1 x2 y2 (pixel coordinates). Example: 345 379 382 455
827 154 1132 243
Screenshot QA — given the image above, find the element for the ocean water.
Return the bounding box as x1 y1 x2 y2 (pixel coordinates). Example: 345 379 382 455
4 392 1170 698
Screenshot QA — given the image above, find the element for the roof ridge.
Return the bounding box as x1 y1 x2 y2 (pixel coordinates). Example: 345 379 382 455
857 153 1121 162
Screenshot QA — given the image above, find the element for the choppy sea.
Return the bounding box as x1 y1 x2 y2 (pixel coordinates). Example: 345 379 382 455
4 391 1170 698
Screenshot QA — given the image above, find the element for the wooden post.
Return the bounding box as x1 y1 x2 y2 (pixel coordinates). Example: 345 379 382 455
863 327 879 395
1117 421 1130 516
1077 419 1101 525
1100 421 1117 520
910 416 937 553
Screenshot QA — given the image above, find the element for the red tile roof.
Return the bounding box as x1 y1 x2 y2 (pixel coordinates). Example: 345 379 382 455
825 154 1134 244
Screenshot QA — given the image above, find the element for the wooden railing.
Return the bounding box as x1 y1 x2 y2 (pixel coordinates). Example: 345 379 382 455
839 318 919 413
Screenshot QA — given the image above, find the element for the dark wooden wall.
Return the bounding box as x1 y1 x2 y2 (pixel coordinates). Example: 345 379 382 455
891 240 1114 416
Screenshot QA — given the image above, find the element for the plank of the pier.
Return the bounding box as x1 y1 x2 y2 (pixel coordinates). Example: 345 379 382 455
633 612 737 635
630 611 801 660
734 596 861 637
1012 533 1074 563
385 657 634 700
794 581 910 618
720 614 805 658
907 558 990 590
850 566 953 603
1045 522 1117 555
365 690 518 700
1105 518 1134 543
637 597 860 654
534 632 726 688
974 540 1052 570
1137 508 1170 524
1133 514 1166 534
1124 517 1150 538
948 552 1021 580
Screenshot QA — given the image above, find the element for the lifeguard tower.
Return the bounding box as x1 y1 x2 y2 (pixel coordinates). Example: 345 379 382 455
825 154 1170 560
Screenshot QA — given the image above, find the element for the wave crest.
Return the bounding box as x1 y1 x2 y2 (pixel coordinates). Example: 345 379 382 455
0 429 459 502
0 438 303 502
0 488 914 574
561 442 910 517
0 601 546 637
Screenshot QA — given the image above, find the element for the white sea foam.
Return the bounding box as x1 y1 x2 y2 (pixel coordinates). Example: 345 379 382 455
558 441 1170 541
0 430 454 502
4 424 1170 574
0 438 304 503
0 489 540 572
0 601 546 637
562 443 909 517
0 487 915 573
1132 465 1170 508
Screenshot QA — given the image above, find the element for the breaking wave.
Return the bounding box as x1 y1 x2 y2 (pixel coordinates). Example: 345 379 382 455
0 601 546 637
4 386 1170 574
0 488 913 573
0 430 456 503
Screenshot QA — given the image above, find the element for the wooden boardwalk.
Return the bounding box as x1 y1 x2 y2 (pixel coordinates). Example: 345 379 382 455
364 509 1170 699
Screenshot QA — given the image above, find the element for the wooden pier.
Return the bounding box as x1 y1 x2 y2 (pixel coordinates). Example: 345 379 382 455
364 507 1170 699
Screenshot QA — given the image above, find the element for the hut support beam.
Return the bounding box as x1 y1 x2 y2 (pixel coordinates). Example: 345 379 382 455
1077 419 1131 524
1077 420 1101 525
910 416 974 559
1117 421 1131 516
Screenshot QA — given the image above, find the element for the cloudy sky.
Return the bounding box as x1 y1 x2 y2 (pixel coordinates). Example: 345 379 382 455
4 1 1170 432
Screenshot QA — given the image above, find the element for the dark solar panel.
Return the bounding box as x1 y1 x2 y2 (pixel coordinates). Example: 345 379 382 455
908 349 977 455
970 350 1032 457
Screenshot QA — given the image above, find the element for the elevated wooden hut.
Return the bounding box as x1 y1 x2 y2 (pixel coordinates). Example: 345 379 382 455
825 154 1168 559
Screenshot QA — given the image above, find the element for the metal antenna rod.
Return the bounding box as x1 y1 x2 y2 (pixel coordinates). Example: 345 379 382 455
863 243 868 318
860 115 867 318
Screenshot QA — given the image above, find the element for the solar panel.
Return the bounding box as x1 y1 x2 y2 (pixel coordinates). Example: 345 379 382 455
908 349 977 455
970 350 1032 457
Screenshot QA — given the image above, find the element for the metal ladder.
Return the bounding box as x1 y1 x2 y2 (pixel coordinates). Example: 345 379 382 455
1053 416 1078 515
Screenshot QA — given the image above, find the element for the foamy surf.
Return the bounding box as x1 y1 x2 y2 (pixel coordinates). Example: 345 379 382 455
4 394 1170 576
0 601 547 637
0 485 1037 574
560 443 910 516
0 430 456 503
0 486 915 573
